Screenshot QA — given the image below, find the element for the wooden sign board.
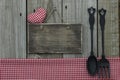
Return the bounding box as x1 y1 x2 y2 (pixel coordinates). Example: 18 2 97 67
28 23 82 54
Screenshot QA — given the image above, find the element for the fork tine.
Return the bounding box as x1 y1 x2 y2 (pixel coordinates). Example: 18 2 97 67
107 66 110 78
102 67 105 78
98 66 101 79
104 67 108 78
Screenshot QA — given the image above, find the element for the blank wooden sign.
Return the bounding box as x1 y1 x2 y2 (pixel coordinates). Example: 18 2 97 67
28 23 82 54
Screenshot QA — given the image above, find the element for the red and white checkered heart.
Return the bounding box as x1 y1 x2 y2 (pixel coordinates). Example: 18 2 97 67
27 8 46 24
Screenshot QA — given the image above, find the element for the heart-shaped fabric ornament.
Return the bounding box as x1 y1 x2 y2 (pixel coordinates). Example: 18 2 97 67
27 8 46 24
35 8 46 13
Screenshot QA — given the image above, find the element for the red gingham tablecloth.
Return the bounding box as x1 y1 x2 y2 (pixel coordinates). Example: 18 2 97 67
0 58 120 80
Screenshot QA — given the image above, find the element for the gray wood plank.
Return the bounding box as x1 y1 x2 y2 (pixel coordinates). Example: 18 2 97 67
17 0 26 58
98 0 119 57
27 0 49 13
63 0 97 58
0 0 26 58
63 0 79 23
45 0 62 23
27 0 38 14
119 1 120 57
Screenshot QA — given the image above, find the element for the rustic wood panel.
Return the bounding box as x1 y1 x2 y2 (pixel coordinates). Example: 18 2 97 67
62 0 83 23
27 0 119 58
27 0 38 14
27 0 97 58
63 0 97 58
45 0 62 23
0 0 118 58
118 0 120 57
27 0 63 59
98 0 119 57
0 0 26 58
28 24 81 54
27 0 62 23
27 0 50 13
27 53 63 59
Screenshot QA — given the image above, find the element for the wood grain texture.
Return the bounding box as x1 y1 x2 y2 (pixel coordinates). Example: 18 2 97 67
45 0 62 23
27 0 97 58
27 0 62 23
63 0 97 58
119 0 120 57
0 0 26 58
98 0 119 57
27 53 63 59
27 0 119 58
0 0 118 58
28 24 81 54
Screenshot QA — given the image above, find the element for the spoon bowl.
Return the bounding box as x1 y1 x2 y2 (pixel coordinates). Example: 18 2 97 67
87 53 98 75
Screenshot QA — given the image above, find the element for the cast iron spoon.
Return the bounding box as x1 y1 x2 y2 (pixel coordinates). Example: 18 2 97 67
87 7 97 76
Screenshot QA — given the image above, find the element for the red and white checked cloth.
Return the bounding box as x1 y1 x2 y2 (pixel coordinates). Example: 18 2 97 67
27 8 46 24
0 58 120 80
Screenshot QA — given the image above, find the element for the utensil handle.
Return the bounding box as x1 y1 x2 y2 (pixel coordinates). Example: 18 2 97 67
99 8 106 31
88 7 96 54
88 7 96 30
99 8 106 57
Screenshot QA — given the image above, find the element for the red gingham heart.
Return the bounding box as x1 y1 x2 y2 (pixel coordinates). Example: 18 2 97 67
35 8 46 13
27 8 46 24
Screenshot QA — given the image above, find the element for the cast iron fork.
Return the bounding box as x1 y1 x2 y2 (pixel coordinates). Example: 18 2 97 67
98 8 110 79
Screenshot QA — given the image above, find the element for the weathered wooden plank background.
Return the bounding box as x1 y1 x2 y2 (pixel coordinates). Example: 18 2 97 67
0 0 26 58
0 0 119 58
98 0 119 57
27 0 119 59
119 0 120 57
27 0 97 58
